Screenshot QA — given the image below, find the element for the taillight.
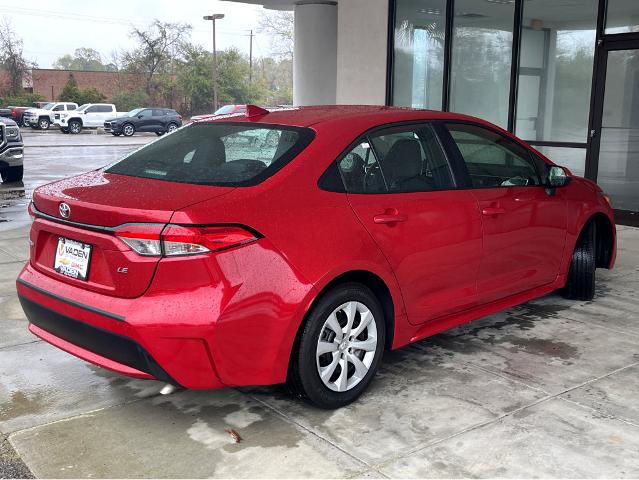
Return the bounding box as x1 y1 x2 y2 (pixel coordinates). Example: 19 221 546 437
115 224 258 257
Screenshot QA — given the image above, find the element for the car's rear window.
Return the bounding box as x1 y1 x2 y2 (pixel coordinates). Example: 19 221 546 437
106 123 315 186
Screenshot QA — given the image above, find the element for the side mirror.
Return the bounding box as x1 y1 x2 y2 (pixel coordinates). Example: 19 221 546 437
138 115 144 119
547 165 571 188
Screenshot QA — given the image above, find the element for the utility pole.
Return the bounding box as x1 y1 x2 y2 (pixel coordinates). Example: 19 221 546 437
249 29 254 84
203 14 225 111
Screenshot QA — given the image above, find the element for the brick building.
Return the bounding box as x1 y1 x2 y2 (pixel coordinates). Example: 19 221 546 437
29 69 147 102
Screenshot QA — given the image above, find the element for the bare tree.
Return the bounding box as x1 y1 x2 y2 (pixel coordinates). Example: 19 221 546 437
0 19 35 96
258 10 294 60
121 20 192 95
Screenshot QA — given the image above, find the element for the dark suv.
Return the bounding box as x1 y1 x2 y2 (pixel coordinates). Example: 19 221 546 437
104 108 182 137
0 118 24 183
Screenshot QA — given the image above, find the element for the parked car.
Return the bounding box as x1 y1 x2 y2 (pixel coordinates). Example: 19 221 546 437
17 105 616 409
189 105 247 123
104 108 182 137
57 104 123 134
23 102 78 130
8 106 31 127
0 117 24 183
0 108 11 119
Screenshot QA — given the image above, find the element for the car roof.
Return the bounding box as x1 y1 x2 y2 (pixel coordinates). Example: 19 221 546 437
203 105 495 131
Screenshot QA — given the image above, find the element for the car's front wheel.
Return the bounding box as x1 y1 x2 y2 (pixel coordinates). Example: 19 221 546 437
68 120 82 134
167 123 178 133
38 118 50 130
562 222 596 301
288 283 385 409
122 123 135 137
1 166 24 183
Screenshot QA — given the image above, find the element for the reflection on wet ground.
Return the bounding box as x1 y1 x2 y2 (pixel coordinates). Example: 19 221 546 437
0 131 152 230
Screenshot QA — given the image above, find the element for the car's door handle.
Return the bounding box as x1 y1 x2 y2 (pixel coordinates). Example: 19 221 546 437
374 211 407 224
481 207 506 216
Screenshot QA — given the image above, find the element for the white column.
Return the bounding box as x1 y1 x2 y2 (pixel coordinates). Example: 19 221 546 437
336 0 389 105
293 2 338 105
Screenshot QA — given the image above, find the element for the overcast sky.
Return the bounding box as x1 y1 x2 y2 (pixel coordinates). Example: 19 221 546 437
0 0 275 69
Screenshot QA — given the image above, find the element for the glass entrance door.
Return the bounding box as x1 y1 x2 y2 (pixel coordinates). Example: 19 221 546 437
590 42 639 223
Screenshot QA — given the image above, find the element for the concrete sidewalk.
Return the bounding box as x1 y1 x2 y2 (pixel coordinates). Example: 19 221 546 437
1 224 638 478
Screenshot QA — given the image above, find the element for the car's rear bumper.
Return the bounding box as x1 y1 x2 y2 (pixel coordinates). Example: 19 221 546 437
16 239 315 389
16 266 226 389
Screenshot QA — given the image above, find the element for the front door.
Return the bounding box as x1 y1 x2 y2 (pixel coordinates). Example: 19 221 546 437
341 123 482 325
589 40 639 225
443 122 567 304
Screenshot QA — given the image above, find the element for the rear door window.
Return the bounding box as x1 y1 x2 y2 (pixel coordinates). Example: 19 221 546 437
338 124 455 193
106 123 314 186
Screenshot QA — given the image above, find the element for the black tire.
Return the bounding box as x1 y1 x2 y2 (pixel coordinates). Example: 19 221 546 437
166 123 178 134
38 117 50 130
68 120 82 134
122 123 135 137
1 166 24 183
288 282 385 409
561 222 596 301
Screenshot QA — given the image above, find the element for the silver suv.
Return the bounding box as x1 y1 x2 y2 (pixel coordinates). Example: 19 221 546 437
0 118 24 183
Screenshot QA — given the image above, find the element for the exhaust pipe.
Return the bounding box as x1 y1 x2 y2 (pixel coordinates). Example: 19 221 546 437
159 383 179 395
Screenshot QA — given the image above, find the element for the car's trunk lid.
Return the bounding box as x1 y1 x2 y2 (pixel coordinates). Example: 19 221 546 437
31 171 234 298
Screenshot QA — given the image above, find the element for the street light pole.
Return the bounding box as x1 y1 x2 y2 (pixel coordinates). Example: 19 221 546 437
203 14 225 112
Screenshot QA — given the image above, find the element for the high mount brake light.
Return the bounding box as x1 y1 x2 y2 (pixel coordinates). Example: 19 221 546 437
115 224 258 257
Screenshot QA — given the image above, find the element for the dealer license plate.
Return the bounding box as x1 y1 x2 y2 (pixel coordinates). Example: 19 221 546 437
54 237 92 281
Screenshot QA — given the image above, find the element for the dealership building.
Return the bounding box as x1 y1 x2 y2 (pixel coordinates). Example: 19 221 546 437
227 0 639 224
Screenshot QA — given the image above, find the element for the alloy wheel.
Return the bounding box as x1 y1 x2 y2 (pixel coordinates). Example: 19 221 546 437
39 119 49 129
70 122 81 134
123 125 134 136
167 124 177 133
316 301 378 392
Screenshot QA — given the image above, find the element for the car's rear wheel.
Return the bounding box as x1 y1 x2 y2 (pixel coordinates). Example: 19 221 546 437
68 120 82 134
288 283 385 409
1 166 23 183
562 222 596 301
123 123 135 137
38 118 50 130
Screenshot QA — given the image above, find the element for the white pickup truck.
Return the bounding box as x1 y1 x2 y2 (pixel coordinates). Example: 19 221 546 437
23 102 79 130
56 104 125 134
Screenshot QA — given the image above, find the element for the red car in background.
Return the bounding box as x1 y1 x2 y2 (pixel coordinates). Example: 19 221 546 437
17 105 616 409
189 105 248 123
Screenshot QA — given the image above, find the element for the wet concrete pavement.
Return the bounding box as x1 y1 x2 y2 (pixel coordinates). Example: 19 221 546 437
1 133 639 477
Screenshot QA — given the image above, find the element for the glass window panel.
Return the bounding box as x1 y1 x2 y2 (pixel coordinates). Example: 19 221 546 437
450 0 514 129
392 0 446 109
596 49 639 212
516 0 597 143
605 0 639 34
533 146 586 177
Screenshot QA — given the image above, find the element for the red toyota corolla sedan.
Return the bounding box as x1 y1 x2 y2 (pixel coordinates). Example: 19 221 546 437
17 105 616 409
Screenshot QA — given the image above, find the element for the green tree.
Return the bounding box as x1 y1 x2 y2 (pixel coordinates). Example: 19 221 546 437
0 20 35 96
52 48 111 71
57 75 106 104
121 20 191 100
176 44 213 115
217 48 265 106
112 87 150 112
58 75 80 102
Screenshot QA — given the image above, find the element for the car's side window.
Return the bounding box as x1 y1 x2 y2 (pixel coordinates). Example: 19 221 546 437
86 106 99 113
139 109 152 118
152 109 164 117
370 125 455 193
338 124 455 194
53 105 64 111
446 123 542 188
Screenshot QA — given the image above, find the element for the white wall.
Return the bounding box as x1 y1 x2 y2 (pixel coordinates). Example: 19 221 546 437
336 0 389 105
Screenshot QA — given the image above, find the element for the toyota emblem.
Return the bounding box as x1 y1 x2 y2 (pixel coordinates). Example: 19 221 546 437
59 203 71 219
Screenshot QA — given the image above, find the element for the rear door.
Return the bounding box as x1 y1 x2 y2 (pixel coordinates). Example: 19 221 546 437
443 122 567 304
344 123 482 325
